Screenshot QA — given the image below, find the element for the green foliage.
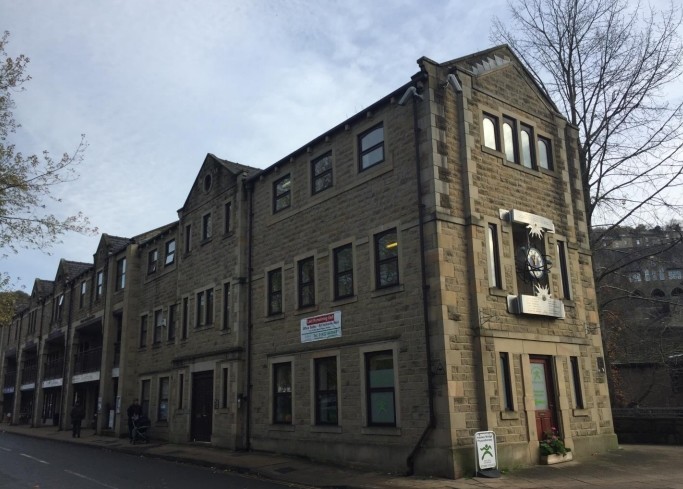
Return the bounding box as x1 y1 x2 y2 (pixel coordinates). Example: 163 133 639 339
539 428 570 456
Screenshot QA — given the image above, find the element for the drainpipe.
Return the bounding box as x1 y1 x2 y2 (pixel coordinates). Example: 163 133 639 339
402 81 437 475
244 181 255 450
58 279 74 430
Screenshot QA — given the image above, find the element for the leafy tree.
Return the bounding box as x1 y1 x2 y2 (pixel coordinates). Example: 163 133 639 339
1 31 94 315
492 0 683 245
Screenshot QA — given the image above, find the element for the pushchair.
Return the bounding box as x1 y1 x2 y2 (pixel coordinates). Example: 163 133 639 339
131 415 151 444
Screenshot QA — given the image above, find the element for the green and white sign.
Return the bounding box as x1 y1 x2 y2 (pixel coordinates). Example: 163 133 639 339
475 431 498 471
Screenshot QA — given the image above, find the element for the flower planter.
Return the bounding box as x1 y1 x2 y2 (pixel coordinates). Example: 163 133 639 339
540 451 573 465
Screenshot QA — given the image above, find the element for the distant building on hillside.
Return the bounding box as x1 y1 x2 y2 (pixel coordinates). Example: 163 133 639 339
592 224 683 407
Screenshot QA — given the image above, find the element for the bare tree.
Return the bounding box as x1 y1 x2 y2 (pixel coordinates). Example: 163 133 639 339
492 0 683 249
1 31 95 308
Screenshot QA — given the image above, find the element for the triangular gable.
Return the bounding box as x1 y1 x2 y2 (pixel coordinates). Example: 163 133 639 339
179 153 259 216
442 44 560 115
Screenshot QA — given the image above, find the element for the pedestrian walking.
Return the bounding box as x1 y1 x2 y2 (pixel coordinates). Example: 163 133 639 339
126 399 142 442
70 401 85 438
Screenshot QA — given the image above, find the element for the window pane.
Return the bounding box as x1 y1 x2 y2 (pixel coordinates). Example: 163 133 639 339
376 230 399 288
315 357 338 425
483 117 497 149
503 122 515 162
360 124 385 170
273 363 292 424
369 391 395 424
366 351 396 426
361 126 384 151
538 138 550 169
312 153 333 194
368 353 394 388
334 244 354 299
520 128 532 168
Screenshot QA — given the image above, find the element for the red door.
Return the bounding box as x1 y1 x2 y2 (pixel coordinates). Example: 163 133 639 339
530 356 558 440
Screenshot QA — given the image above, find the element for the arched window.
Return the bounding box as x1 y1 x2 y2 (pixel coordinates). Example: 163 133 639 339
672 288 683 297
503 120 517 163
631 289 644 297
652 289 666 298
483 115 498 150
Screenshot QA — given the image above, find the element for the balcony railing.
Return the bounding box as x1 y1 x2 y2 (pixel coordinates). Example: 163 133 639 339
43 359 64 380
3 370 16 389
73 347 102 375
20 365 37 384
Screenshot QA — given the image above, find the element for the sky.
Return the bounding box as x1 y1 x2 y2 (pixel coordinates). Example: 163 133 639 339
2 0 681 293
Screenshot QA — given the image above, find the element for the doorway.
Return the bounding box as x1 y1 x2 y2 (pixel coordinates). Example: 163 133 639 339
530 356 558 440
191 371 213 442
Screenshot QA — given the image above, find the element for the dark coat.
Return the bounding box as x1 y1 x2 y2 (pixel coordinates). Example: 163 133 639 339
70 404 85 422
127 402 142 419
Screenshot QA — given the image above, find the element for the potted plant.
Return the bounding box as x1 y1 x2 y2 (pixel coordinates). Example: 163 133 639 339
539 427 573 464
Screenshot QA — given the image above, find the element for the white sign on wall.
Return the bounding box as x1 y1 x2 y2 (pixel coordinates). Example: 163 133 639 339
301 311 342 343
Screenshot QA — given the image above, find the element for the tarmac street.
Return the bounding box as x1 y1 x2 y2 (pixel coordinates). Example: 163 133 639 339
2 423 683 489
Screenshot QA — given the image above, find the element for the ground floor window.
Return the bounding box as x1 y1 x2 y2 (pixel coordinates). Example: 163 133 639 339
365 350 396 426
273 362 292 424
315 356 338 425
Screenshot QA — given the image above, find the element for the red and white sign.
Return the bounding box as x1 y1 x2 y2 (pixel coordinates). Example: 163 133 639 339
301 311 342 343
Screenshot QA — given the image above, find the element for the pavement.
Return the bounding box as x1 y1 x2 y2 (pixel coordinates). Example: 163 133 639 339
1 423 683 489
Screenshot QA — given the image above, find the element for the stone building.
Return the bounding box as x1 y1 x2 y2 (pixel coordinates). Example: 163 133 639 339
1 45 617 478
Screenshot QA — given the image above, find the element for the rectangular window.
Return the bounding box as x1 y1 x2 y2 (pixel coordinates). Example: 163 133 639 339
153 309 163 344
222 282 230 330
195 288 213 327
196 291 205 327
273 175 291 213
487 224 502 289
538 136 553 170
359 123 384 171
482 113 499 150
268 268 283 315
202 213 212 240
158 377 169 421
139 315 148 348
79 281 87 308
298 257 315 308
148 249 158 274
365 350 396 426
570 356 585 409
140 380 151 418
184 225 191 253
628 271 642 283
168 304 177 341
96 271 104 299
668 269 683 280
312 152 333 194
499 352 514 411
224 202 231 234
178 373 185 409
55 294 64 321
165 239 176 266
181 297 189 339
315 357 338 425
375 229 399 289
206 288 213 325
272 362 292 424
557 240 571 300
221 367 229 409
116 257 126 291
333 244 354 299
